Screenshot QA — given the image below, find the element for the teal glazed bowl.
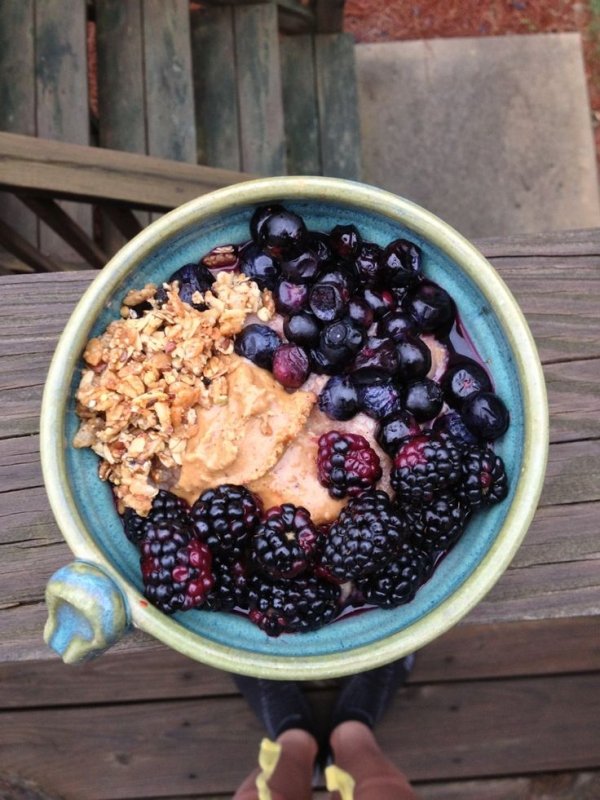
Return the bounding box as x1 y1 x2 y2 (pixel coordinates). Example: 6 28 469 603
40 177 548 678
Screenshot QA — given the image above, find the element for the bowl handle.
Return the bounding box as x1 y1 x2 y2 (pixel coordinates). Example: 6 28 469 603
44 561 131 663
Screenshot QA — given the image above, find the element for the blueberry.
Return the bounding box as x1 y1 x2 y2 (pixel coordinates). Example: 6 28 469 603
310 347 347 375
330 224 362 261
352 337 399 384
395 335 432 381
309 281 348 322
319 268 357 296
258 207 307 258
166 263 215 309
363 289 395 319
272 344 310 389
348 297 374 329
441 359 493 409
318 375 359 420
461 392 509 440
234 324 281 370
238 242 280 290
355 242 383 287
280 249 320 284
377 312 417 341
308 231 334 267
380 238 422 288
250 203 285 242
407 281 455 335
375 412 421 456
320 319 365 364
403 378 444 421
433 411 478 447
275 280 309 315
358 380 403 420
284 312 320 348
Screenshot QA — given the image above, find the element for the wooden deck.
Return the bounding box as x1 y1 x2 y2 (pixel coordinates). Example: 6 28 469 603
0 228 598 798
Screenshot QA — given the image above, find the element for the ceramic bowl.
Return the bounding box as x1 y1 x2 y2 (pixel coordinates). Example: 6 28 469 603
40 177 548 679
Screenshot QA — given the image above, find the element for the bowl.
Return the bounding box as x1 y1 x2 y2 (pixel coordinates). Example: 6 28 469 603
40 176 548 679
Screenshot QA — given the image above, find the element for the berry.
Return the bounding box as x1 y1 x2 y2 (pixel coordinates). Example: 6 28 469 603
377 312 417 341
309 281 348 322
308 231 334 267
317 431 382 499
357 380 403 420
406 281 455 335
441 360 492 409
280 248 320 284
234 324 281 370
319 318 365 365
432 410 479 447
395 335 432 381
330 224 362 260
363 288 395 319
352 337 399 383
247 573 340 636
272 343 310 388
321 490 405 581
380 239 422 288
391 433 463 505
460 445 508 508
252 504 322 579
462 392 510 441
310 347 347 375
275 280 309 315
318 375 359 420
258 207 307 258
407 495 471 554
404 378 444 422
284 312 320 348
375 412 421 457
355 242 383 287
319 268 357 296
203 556 248 612
122 490 189 545
250 203 285 242
165 263 215 310
348 297 375 329
140 522 214 614
190 484 262 559
357 542 433 608
238 242 280 290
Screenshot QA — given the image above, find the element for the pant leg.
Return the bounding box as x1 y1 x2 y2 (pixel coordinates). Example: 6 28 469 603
234 728 318 800
327 721 420 800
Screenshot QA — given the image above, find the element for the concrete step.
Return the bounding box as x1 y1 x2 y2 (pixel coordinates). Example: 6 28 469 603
356 32 600 238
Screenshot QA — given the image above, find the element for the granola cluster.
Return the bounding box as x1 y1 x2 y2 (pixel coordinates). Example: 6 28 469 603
73 271 274 515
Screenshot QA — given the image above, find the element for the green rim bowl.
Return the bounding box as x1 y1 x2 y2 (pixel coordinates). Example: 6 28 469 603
40 176 548 679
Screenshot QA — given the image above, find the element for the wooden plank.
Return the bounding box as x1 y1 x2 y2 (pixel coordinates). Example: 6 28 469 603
0 132 254 210
191 6 241 170
0 219 61 273
475 228 600 258
0 675 598 795
99 204 144 241
233 3 286 175
315 0 345 33
280 35 321 175
0 0 38 252
314 33 361 179
142 0 196 163
35 0 92 260
545 357 600 443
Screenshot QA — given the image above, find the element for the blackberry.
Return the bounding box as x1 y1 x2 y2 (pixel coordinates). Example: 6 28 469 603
460 445 508 508
358 542 433 608
406 495 471 554
321 490 405 581
247 573 340 636
140 522 214 614
391 433 463 506
190 484 262 559
251 504 322 579
122 490 188 546
317 431 382 499
203 556 248 612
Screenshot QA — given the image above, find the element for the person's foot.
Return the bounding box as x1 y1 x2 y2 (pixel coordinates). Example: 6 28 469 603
233 674 317 740
331 654 415 730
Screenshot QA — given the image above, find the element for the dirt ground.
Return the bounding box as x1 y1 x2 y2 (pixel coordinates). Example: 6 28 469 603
344 0 600 162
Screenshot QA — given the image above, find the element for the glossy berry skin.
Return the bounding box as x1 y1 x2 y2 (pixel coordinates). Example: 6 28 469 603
123 490 189 546
320 319 365 364
375 411 421 457
318 375 359 420
234 324 281 370
432 410 479 447
380 238 422 288
462 391 510 441
330 224 362 260
460 445 508 508
252 504 322 579
247 573 340 636
395 335 432 381
250 203 285 242
319 268 357 296
363 288 395 319
284 312 320 348
275 280 309 315
406 281 455 335
190 484 262 559
238 242 280 291
317 431 382 499
165 263 215 310
309 281 348 322
310 347 347 375
441 360 492 409
404 378 444 422
357 379 403 420
348 297 375 329
357 542 433 609
355 242 383 287
203 557 248 612
391 433 463 506
407 494 471 554
352 337 399 383
280 249 320 284
258 207 307 258
377 312 417 341
272 343 310 389
308 231 333 267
